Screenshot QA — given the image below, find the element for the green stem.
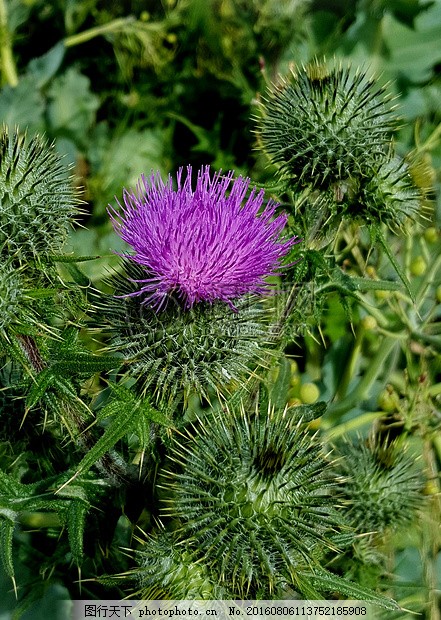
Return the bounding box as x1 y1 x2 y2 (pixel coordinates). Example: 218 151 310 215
415 252 441 313
335 324 364 401
323 411 384 438
421 439 441 620
419 121 441 152
0 0 18 86
326 336 398 421
64 16 136 48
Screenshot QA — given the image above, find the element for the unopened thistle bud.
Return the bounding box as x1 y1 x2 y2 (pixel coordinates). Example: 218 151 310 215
257 61 397 192
133 530 229 599
335 437 424 534
0 127 81 262
159 405 348 597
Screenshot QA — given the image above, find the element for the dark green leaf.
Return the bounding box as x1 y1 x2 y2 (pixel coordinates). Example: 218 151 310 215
0 518 15 579
25 368 55 411
66 500 89 564
300 568 400 610
269 356 292 412
27 42 66 89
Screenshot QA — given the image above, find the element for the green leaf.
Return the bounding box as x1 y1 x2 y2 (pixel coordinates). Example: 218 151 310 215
0 518 15 580
27 42 66 89
382 5 441 81
66 500 89 564
53 353 121 374
0 470 23 497
71 395 168 479
48 254 102 263
0 76 45 133
25 368 56 411
64 262 91 287
47 67 100 142
299 568 401 610
333 269 403 293
289 401 327 422
88 126 166 210
269 356 292 412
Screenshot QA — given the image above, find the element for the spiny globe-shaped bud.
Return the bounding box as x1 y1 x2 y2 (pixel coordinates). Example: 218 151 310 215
108 165 298 312
97 260 275 406
256 61 397 191
315 155 421 232
350 156 421 230
159 404 349 597
133 530 229 599
0 127 81 262
335 437 424 534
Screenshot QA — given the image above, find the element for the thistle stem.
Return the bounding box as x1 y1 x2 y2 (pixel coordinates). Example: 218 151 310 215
0 0 18 86
64 16 136 48
326 336 398 421
334 323 364 401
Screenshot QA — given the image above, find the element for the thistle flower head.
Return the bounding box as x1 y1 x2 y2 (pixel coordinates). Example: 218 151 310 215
98 260 274 406
256 61 397 191
0 127 81 261
159 404 348 597
108 165 297 311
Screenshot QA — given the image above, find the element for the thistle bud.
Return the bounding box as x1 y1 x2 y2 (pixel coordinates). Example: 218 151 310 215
159 405 349 597
0 127 81 263
335 438 424 534
257 61 397 192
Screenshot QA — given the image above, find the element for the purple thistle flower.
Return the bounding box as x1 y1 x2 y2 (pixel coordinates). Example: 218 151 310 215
108 165 299 311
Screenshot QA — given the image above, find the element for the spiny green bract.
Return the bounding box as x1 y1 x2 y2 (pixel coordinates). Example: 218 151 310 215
0 261 25 333
256 61 397 191
133 530 229 599
97 260 274 408
335 437 424 534
334 156 421 230
0 127 80 262
158 404 349 598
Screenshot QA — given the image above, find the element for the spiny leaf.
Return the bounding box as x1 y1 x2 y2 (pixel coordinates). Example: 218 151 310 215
49 254 102 263
69 396 169 479
25 367 55 411
66 499 89 564
332 268 403 293
299 567 400 610
372 224 414 301
64 262 91 286
289 401 327 423
268 356 291 412
52 352 121 374
0 517 15 580
0 470 24 497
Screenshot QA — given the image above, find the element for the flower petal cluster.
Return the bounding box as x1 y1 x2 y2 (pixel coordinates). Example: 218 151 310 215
108 165 297 310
